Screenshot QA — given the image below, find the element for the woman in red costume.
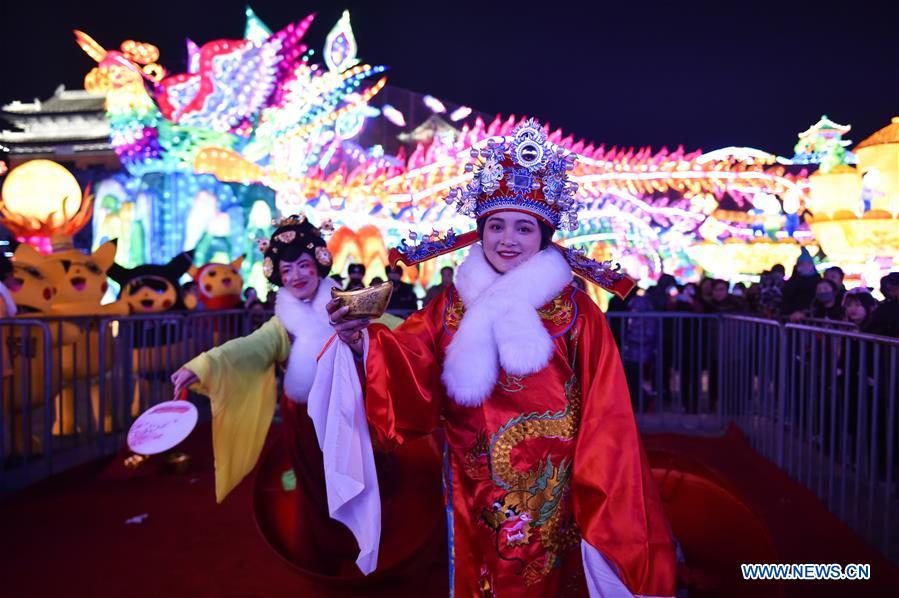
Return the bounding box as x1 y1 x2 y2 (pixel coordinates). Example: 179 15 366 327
329 119 676 597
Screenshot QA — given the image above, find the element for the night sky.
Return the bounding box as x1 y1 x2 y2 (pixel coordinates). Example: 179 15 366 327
1 0 896 156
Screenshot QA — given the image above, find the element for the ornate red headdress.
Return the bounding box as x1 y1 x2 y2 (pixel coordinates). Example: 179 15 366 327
446 118 581 230
390 119 636 298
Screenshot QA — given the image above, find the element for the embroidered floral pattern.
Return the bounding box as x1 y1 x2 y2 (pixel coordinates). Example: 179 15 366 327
496 373 526 393
275 230 297 244
315 246 333 266
446 291 573 334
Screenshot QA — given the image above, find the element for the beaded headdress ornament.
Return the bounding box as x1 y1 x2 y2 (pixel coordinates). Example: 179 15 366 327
444 118 581 231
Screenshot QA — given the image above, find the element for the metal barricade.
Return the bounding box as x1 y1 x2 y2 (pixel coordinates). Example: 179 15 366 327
94 313 189 455
607 311 899 560
604 312 723 433
182 309 260 358
0 310 267 494
40 315 116 454
797 317 859 332
780 323 899 560
1 315 123 484
717 315 786 467
0 319 53 489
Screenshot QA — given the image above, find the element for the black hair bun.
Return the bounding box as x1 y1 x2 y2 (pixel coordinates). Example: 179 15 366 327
262 215 332 286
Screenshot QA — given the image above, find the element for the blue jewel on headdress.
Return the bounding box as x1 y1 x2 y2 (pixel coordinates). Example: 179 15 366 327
508 168 536 194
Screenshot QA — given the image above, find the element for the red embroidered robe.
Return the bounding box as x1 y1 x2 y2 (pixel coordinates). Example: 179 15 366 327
365 284 676 597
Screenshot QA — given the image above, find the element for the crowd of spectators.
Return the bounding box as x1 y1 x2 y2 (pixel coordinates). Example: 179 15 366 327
611 255 899 340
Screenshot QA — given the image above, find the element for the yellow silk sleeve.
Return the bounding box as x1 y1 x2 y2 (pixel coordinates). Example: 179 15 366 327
373 312 405 330
184 316 291 503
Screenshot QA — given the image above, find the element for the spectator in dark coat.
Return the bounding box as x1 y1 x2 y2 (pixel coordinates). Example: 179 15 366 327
423 266 454 306
770 263 786 284
782 253 820 321
842 289 877 329
345 263 366 291
707 279 743 313
647 274 677 311
621 294 658 409
698 277 715 312
863 273 899 338
824 266 846 303
757 271 783 318
243 286 264 311
673 283 699 312
810 279 843 320
385 264 419 318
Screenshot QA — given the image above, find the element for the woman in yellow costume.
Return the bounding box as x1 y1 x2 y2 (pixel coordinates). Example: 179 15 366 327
171 216 441 578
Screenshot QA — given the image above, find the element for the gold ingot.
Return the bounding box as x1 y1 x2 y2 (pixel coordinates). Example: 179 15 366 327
331 282 393 320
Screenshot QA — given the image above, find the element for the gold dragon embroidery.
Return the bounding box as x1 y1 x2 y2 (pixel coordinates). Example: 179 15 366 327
480 376 583 585
444 294 465 330
537 296 574 327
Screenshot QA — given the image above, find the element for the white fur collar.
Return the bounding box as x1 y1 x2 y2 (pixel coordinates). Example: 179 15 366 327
442 244 572 406
275 278 338 402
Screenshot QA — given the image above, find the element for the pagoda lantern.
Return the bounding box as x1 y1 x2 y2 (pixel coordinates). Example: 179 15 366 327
807 117 899 274
855 116 899 216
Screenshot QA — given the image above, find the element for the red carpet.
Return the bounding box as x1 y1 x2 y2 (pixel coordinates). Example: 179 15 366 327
0 423 447 598
645 425 899 597
1 423 897 597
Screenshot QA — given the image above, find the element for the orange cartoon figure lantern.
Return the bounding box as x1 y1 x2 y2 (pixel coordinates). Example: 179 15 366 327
107 252 194 416
109 252 194 314
2 244 80 454
188 255 245 310
33 238 127 436
7 243 65 314
45 238 126 316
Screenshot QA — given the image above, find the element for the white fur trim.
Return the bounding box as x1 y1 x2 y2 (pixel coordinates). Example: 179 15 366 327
442 245 571 406
274 278 338 403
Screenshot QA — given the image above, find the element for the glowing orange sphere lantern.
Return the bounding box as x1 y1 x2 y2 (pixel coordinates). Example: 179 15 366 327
0 160 93 253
